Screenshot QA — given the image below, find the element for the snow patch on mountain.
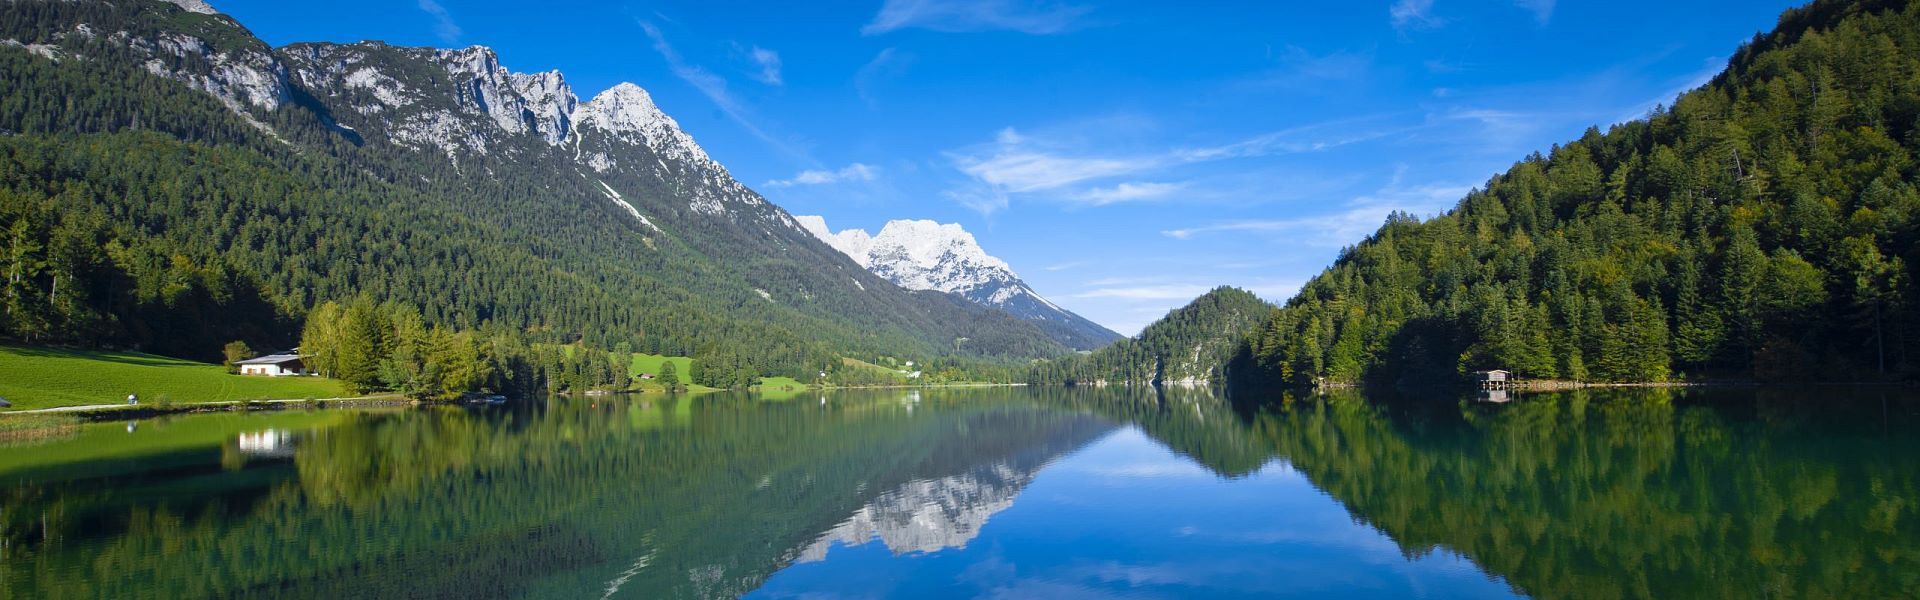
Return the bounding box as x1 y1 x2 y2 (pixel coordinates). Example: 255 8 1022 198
796 217 1013 294
799 216 1121 348
596 180 661 233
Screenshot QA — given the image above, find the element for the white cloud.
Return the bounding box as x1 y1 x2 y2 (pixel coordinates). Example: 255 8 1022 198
638 21 802 160
1163 170 1469 246
952 131 1158 193
1071 284 1216 300
765 163 879 187
1074 182 1185 205
1515 0 1556 24
418 0 461 44
747 45 782 86
942 121 1387 213
1390 0 1443 30
863 0 1092 35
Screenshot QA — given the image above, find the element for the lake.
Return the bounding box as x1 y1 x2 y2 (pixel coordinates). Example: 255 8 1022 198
2 386 1917 598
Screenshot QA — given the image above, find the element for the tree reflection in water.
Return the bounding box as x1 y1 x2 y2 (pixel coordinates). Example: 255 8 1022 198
2 386 1916 599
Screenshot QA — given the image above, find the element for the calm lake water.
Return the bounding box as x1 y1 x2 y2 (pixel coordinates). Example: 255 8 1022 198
3 386 1918 598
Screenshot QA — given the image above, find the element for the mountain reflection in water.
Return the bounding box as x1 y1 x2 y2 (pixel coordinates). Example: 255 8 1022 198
1 386 1916 599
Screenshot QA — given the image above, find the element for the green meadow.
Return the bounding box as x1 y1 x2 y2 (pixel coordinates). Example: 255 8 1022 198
0 345 351 411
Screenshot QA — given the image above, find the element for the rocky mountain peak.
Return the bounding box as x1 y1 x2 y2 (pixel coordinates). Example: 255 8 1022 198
575 82 712 166
800 217 1019 294
798 216 1121 349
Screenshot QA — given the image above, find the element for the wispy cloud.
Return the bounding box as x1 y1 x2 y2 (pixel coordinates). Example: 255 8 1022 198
943 119 1393 214
1071 284 1216 300
855 48 912 108
1163 169 1469 246
418 0 461 44
1390 0 1443 31
638 20 802 160
863 0 1092 35
952 128 1158 194
1043 260 1090 272
1075 182 1186 205
1273 46 1372 81
1612 56 1722 125
1423 58 1466 73
746 45 783 86
1514 0 1556 24
944 183 1011 215
765 163 878 187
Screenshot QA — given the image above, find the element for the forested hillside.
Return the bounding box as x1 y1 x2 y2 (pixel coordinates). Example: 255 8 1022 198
1026 287 1272 386
1251 0 1919 385
0 0 1069 391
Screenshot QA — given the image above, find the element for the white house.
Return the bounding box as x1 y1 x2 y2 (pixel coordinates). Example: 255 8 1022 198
236 350 310 376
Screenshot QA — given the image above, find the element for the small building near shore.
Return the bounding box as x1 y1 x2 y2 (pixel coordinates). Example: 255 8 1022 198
1474 370 1513 390
236 350 310 377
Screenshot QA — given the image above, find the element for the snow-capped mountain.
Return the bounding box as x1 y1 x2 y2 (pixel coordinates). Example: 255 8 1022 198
1 0 1085 364
797 216 1121 350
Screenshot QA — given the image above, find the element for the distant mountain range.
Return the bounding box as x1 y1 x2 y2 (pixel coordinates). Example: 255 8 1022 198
797 217 1121 350
0 0 1078 373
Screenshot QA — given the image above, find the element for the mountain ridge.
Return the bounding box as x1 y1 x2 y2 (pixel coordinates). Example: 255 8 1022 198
0 0 1072 380
797 215 1122 350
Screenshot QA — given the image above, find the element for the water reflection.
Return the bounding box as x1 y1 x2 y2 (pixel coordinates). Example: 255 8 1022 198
0 386 1916 598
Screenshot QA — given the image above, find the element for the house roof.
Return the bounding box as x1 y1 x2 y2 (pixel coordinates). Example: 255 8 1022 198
236 351 303 365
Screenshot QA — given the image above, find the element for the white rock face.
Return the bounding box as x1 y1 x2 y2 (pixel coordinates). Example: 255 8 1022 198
161 0 219 15
0 39 63 61
122 32 290 112
573 83 711 166
276 40 771 216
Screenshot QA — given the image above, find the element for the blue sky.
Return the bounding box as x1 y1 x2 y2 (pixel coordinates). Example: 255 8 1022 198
220 0 1802 335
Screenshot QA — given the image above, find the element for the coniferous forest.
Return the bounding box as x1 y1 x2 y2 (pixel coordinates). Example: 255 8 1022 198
0 0 1068 397
1242 0 1920 386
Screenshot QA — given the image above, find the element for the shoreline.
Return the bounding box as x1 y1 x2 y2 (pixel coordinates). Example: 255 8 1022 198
5 395 412 419
3 383 1037 420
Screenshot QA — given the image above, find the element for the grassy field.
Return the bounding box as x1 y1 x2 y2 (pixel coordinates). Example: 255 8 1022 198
626 353 692 379
840 357 910 383
624 352 721 393
0 345 351 411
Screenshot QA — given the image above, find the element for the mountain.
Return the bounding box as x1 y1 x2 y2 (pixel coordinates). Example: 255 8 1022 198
1248 0 1920 386
796 216 1121 350
0 0 1071 379
1027 287 1274 386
